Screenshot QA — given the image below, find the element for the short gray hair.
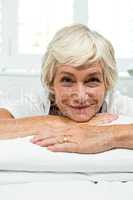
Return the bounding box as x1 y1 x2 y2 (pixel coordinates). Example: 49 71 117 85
41 24 118 94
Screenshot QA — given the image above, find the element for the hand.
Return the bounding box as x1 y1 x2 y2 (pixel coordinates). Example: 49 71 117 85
86 113 118 126
31 123 115 154
31 114 76 143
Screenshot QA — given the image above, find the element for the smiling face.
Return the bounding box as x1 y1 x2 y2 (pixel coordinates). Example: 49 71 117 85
51 62 106 122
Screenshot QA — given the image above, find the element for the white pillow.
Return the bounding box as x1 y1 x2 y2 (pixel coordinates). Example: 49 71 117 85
0 115 133 173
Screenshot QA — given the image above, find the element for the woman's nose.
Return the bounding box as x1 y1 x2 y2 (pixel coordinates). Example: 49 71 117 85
71 84 88 104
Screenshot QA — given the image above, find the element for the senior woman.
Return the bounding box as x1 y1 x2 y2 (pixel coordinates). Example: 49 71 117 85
0 24 133 154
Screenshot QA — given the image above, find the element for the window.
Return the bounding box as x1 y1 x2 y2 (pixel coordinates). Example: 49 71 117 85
18 0 73 55
0 0 133 72
88 0 133 71
0 0 74 71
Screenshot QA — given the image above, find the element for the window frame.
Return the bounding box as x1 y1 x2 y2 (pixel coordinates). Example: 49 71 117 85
0 0 88 70
0 0 132 72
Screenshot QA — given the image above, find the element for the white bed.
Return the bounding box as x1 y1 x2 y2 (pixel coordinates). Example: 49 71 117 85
0 115 133 200
0 180 133 200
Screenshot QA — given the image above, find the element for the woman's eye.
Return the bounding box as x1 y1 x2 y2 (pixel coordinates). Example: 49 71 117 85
85 78 101 86
86 78 100 83
60 77 73 83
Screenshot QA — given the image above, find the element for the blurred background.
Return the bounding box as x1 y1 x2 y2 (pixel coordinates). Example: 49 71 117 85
0 0 133 97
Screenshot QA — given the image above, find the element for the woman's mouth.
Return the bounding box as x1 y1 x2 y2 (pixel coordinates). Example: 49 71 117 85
68 105 91 114
70 105 89 109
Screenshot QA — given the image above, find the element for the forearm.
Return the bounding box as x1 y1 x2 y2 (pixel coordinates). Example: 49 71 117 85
0 116 46 139
29 115 133 153
0 115 74 140
74 123 133 153
112 124 133 149
89 123 133 151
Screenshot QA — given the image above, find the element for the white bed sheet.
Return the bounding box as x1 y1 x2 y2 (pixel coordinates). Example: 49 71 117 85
0 181 133 200
1 171 133 185
1 115 133 199
0 115 133 173
1 136 133 173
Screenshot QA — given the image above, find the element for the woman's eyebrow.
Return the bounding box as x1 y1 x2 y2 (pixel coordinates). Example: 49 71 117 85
60 72 74 76
86 72 103 78
59 71 103 79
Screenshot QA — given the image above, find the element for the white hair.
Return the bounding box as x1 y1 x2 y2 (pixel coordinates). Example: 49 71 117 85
41 24 118 96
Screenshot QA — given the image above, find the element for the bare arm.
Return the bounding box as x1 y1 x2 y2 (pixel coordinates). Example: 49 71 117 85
1 108 133 153
81 123 133 153
32 120 133 153
0 116 47 139
112 124 133 149
0 108 76 140
0 108 14 119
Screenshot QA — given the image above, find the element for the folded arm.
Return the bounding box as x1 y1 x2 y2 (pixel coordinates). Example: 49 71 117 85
0 108 76 139
1 108 133 154
32 118 133 154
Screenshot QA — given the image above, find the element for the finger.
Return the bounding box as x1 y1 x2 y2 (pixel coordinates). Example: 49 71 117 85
112 114 119 120
33 134 74 146
33 137 58 147
35 137 63 147
31 127 72 143
95 114 118 125
47 143 78 153
96 113 118 119
101 114 119 123
31 135 53 143
31 136 43 143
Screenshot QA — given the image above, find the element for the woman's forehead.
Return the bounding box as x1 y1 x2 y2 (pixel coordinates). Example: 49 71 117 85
56 62 103 76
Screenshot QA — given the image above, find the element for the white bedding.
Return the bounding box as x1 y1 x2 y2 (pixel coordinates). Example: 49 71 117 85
0 181 133 200
1 115 133 199
0 115 133 184
1 171 133 185
1 136 133 174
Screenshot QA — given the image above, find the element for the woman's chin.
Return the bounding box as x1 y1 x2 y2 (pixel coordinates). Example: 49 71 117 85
67 114 93 123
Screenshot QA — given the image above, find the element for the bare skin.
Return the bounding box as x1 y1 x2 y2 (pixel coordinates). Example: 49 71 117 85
0 108 117 140
31 115 133 154
51 63 106 122
31 63 133 153
0 108 133 154
0 63 133 154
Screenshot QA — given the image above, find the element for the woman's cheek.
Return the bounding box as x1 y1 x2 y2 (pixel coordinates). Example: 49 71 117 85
55 89 70 106
95 88 106 106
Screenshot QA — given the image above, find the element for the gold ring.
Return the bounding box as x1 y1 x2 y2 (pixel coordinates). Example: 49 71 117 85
57 136 69 144
63 136 69 143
